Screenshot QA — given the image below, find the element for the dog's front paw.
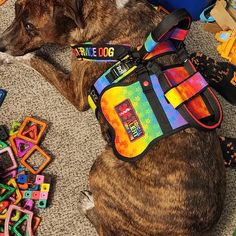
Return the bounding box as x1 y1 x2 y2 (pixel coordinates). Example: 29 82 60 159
79 190 94 214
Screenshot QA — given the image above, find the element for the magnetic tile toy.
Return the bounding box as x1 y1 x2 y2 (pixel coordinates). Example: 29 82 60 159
0 201 9 213
1 170 17 180
0 147 18 174
11 209 21 222
0 183 15 202
9 121 22 136
0 141 7 150
17 117 47 144
0 117 53 234
0 125 9 142
9 135 35 158
4 205 33 236
32 216 41 233
22 124 38 140
20 146 51 175
15 138 35 158
5 178 22 205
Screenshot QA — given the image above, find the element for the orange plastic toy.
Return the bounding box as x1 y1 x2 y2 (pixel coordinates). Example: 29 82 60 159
17 117 47 144
20 146 51 175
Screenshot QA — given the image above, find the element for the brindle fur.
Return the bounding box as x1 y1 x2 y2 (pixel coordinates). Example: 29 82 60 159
0 0 226 235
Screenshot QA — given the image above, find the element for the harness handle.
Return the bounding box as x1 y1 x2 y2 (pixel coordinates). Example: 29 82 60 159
139 9 192 58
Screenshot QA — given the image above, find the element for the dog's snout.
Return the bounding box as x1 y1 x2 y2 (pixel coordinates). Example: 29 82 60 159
0 38 6 52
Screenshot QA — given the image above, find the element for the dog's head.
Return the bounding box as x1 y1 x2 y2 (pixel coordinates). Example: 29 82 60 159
0 0 85 56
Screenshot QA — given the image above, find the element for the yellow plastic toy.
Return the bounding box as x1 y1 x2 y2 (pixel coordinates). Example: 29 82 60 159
216 30 236 65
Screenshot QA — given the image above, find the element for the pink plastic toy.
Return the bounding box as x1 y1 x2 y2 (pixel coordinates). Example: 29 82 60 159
0 147 18 174
4 205 33 236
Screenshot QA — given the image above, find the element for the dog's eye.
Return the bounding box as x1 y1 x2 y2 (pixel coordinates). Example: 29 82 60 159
25 23 34 31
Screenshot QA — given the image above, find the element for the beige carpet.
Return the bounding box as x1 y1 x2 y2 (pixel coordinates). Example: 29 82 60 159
0 1 236 235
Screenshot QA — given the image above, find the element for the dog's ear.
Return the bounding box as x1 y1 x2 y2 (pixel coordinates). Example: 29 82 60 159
63 0 85 29
15 0 26 16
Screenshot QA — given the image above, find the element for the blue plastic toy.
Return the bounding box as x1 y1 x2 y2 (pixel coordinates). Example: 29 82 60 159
147 0 216 20
0 89 7 107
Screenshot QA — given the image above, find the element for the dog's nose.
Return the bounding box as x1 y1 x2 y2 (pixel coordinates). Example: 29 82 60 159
0 39 6 52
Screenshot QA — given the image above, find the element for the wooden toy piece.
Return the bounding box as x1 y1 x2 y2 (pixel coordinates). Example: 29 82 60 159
20 145 52 175
17 117 47 145
31 191 40 200
0 141 7 150
40 183 50 192
0 147 18 174
38 199 47 209
0 125 9 141
0 89 7 107
9 121 21 136
35 175 45 185
4 205 33 236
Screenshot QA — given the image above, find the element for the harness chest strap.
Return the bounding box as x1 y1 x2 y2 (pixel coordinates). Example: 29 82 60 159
73 9 223 161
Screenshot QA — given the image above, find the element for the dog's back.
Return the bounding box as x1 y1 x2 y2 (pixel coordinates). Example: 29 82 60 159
89 128 225 235
0 0 226 235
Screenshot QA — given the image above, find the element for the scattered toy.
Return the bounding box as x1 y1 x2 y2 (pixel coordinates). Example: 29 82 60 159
0 116 53 235
0 89 7 107
216 29 236 65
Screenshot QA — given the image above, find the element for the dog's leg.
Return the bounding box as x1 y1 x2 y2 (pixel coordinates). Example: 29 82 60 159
30 56 90 111
79 190 102 232
0 52 88 110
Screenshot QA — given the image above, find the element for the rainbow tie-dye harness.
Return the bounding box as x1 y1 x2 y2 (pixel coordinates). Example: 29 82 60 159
73 9 223 162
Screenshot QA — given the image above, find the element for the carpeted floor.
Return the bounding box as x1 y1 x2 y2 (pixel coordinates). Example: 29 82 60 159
0 1 236 235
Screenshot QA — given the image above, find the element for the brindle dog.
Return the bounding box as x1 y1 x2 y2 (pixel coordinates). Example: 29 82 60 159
0 0 226 235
